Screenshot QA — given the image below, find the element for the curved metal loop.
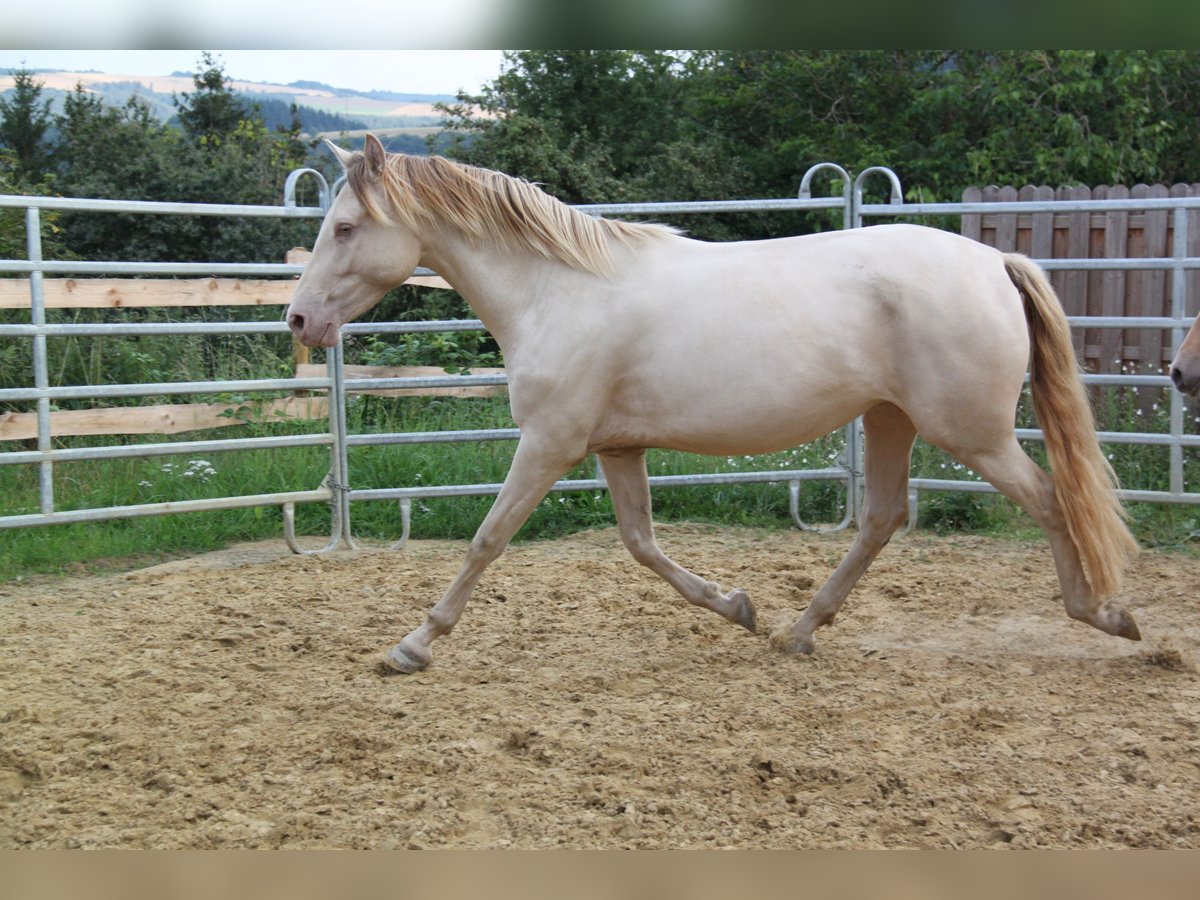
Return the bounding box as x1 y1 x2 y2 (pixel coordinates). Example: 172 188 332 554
798 163 853 230
797 162 851 199
897 489 920 538
388 497 413 551
283 168 332 212
282 490 343 556
789 479 854 533
852 166 904 227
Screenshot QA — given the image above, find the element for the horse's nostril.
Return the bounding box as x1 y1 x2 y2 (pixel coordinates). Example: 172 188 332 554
288 312 305 334
1171 366 1183 388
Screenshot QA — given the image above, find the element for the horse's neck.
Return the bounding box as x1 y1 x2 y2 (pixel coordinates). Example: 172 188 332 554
419 227 586 353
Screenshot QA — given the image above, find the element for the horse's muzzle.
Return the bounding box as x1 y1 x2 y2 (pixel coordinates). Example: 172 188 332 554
1171 363 1200 397
286 311 339 349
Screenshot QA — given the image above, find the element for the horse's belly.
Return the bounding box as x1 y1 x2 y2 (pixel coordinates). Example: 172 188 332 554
591 376 869 457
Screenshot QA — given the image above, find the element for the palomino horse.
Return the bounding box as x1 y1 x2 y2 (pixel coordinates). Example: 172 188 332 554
1171 312 1200 397
287 135 1141 673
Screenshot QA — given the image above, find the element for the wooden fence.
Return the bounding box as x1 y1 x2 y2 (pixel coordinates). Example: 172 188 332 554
0 250 485 442
962 184 1200 374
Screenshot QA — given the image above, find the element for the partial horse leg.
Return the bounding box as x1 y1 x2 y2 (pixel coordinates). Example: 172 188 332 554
771 403 917 655
952 438 1140 640
386 434 583 673
599 450 757 632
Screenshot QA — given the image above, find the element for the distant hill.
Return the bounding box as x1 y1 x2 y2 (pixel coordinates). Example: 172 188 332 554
0 67 453 138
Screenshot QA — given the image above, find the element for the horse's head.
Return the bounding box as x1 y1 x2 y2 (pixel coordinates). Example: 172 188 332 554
1170 316 1200 397
286 135 421 348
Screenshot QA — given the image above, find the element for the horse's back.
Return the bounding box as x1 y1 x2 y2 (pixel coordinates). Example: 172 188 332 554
583 224 1029 456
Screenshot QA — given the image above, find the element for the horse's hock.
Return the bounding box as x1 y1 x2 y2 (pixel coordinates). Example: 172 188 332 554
2 525 1198 849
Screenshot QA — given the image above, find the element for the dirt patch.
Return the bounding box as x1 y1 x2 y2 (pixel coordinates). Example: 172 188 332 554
1 524 1198 848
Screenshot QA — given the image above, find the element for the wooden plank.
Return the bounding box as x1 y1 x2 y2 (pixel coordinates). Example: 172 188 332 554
1064 185 1092 363
296 364 507 398
1030 186 1055 260
0 278 298 309
961 187 982 241
0 272 453 309
0 396 329 441
994 186 1019 251
1100 186 1128 373
1141 184 1170 375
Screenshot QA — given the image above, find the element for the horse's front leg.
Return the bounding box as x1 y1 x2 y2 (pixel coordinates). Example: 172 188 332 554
386 434 583 673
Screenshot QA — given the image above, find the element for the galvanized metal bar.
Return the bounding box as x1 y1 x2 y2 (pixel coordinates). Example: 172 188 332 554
0 488 333 530
573 197 844 216
283 168 331 212
25 208 53 515
0 261 306 276
0 322 294 338
350 467 847 503
283 345 354 556
1169 207 1188 495
1035 258 1200 271
860 197 1200 216
346 428 522 447
1013 428 1200 448
0 376 330 402
0 433 336 467
905 478 1198 506
342 319 485 335
342 374 509 392
0 193 326 217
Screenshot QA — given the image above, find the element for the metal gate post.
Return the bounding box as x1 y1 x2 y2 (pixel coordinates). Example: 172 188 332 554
282 339 356 554
791 164 859 532
280 170 358 554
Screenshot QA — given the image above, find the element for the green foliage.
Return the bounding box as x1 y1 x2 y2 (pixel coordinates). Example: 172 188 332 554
439 51 1200 241
0 68 52 179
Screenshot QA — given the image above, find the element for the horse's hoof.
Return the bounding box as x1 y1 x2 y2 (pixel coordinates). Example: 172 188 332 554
1110 604 1142 642
727 589 758 633
383 641 430 673
768 624 815 655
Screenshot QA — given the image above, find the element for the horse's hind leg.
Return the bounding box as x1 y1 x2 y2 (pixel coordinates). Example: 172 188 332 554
771 403 917 655
951 438 1140 640
599 450 758 633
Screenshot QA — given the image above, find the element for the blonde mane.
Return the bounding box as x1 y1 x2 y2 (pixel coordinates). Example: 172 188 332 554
344 152 678 277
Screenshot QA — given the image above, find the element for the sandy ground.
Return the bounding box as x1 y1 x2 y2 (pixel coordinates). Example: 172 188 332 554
1 523 1198 849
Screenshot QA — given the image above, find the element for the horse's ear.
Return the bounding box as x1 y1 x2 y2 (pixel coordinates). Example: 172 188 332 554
363 134 387 180
324 139 355 172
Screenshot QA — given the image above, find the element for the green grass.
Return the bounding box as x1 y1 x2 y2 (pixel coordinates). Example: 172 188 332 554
2 377 1197 583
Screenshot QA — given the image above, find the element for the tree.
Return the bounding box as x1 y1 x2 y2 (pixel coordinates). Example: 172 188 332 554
440 51 1200 243
173 52 253 148
53 56 319 264
438 51 733 203
0 68 53 180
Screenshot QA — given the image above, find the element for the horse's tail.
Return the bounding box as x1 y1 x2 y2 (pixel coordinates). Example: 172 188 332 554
1003 253 1139 598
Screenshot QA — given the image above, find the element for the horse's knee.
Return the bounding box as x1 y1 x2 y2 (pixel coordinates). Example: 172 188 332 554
467 531 506 565
861 499 908 543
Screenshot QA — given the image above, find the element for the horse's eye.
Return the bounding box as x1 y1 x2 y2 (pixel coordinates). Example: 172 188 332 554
335 222 353 238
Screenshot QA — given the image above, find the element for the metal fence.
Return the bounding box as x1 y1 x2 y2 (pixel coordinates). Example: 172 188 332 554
1 163 1197 555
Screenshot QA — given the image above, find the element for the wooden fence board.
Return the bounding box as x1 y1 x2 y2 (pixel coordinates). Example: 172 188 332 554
0 272 453 310
0 396 329 441
963 181 1200 374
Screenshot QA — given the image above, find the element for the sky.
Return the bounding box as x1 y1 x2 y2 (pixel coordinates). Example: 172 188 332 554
0 50 506 97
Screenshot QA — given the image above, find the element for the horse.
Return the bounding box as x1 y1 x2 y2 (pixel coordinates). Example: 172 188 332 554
287 134 1141 674
1170 312 1200 397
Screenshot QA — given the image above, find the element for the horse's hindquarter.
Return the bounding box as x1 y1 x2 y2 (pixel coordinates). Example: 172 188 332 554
582 226 1029 457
